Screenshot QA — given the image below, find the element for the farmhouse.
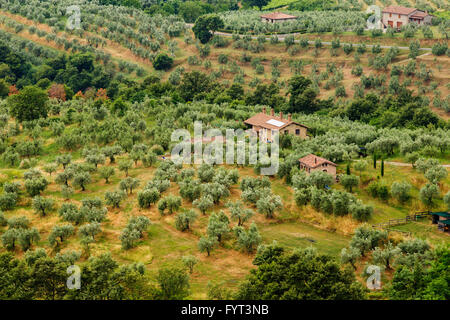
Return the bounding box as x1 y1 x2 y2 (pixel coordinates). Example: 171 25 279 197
260 12 298 23
382 6 432 29
244 107 308 142
299 154 337 179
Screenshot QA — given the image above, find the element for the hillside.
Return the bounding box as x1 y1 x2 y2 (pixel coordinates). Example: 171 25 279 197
0 0 449 302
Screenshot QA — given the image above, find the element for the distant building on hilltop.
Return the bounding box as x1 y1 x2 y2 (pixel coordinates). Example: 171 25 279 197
244 107 308 143
260 12 298 23
382 6 432 29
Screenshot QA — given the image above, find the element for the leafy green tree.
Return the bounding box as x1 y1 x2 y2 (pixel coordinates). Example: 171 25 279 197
48 224 75 247
424 166 448 184
73 172 92 191
207 211 230 243
353 160 367 176
1 228 21 250
372 242 401 270
137 188 160 209
256 193 282 219
349 227 387 257
419 183 440 208
198 236 217 256
153 53 174 71
227 201 254 226
193 195 214 215
198 164 215 182
2 149 20 167
31 257 68 300
105 190 126 209
32 196 54 217
175 210 198 232
67 253 155 300
43 163 58 176
78 222 101 242
179 71 211 101
236 223 262 253
118 159 133 177
308 171 334 189
202 182 230 204
156 266 190 300
243 0 270 10
99 166 115 183
8 86 48 122
0 192 18 211
340 247 361 270
193 15 224 44
340 174 359 192
0 79 9 98
17 228 40 251
119 177 140 195
236 247 366 299
56 154 72 169
349 201 373 222
24 177 48 197
179 180 201 202
287 75 318 114
58 203 84 225
391 181 411 204
182 255 198 274
101 145 122 164
61 185 74 200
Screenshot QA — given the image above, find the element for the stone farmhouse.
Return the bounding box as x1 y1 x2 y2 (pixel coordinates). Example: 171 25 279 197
260 12 298 23
299 154 337 179
244 107 308 142
382 6 432 29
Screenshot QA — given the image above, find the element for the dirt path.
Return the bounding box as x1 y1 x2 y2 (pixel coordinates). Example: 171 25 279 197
383 161 450 168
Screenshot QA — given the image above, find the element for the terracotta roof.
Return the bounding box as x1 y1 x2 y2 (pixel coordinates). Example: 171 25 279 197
410 11 430 19
244 112 308 130
382 6 417 15
299 154 337 168
260 12 297 20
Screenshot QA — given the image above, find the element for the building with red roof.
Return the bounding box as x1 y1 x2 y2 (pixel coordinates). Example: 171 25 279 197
260 12 297 23
244 107 308 142
382 6 432 29
299 154 337 179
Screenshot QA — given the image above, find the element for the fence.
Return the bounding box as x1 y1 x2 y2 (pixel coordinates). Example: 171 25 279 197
371 211 431 236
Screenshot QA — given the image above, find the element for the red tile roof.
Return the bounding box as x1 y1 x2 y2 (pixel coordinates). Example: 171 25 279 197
299 154 337 168
260 12 298 20
410 11 430 19
244 112 308 131
382 6 418 15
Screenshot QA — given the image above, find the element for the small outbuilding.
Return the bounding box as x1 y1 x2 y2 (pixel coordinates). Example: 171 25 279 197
260 12 298 23
298 154 337 180
431 212 450 233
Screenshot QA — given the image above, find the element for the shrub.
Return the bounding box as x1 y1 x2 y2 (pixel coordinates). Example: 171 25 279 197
153 53 174 71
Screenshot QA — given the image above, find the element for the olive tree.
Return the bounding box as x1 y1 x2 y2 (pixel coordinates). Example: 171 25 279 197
391 182 411 204
193 195 214 215
256 193 282 219
175 210 198 232
32 196 54 217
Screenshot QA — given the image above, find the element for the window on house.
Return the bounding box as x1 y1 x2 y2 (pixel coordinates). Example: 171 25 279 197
389 13 392 17
398 14 401 18
295 129 300 135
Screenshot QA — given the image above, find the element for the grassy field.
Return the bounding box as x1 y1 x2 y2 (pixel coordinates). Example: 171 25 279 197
1 146 448 297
